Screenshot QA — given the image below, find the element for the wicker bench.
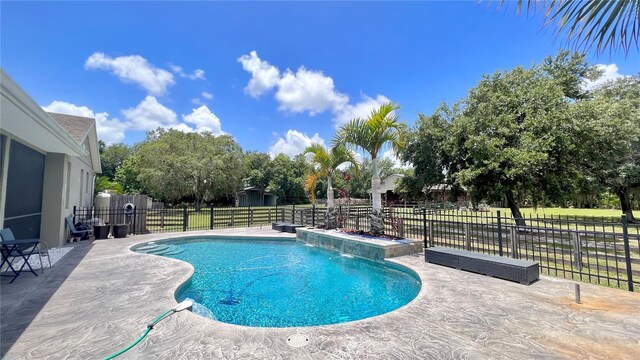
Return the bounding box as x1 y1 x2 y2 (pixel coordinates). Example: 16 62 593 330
271 222 303 233
425 247 539 285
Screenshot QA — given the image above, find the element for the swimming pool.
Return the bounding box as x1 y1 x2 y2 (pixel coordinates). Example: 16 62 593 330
134 237 421 327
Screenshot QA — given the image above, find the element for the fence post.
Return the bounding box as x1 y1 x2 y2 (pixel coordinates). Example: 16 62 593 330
132 206 137 235
210 205 214 230
182 207 188 232
510 226 518 258
231 208 235 226
312 204 316 227
571 231 582 271
292 204 296 223
464 223 471 251
73 205 77 223
497 210 503 256
247 206 251 227
622 215 634 292
422 208 427 249
428 220 434 247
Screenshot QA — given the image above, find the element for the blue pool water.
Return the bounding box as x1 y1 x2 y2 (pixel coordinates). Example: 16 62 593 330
136 237 421 327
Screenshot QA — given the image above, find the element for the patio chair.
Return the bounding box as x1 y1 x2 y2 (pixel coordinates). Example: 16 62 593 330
0 228 51 282
65 215 91 242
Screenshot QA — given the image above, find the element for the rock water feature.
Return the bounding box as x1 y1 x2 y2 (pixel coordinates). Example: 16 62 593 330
325 207 339 229
370 208 385 236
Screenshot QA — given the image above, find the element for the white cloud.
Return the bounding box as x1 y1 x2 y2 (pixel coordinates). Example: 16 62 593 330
275 67 349 115
182 105 224 135
85 52 175 95
201 91 214 100
238 51 389 120
333 94 391 128
169 64 206 80
583 64 625 91
268 130 326 158
237 51 280 97
122 96 178 130
42 100 128 144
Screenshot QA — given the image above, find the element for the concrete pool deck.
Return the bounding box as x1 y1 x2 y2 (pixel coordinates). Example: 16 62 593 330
1 227 639 359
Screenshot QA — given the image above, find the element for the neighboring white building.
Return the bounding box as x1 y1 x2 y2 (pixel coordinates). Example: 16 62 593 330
0 70 101 248
368 173 405 206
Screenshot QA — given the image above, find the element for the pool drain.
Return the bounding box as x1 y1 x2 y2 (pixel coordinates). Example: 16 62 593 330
287 333 310 348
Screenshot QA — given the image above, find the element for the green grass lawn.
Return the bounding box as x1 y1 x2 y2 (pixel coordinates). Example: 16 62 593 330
493 207 635 219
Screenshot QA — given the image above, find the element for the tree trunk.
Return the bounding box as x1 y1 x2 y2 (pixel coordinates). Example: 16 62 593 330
327 174 335 209
325 174 338 229
370 157 384 236
195 199 201 212
505 189 526 227
615 187 637 223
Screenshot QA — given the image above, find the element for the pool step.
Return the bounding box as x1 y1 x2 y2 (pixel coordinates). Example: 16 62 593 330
136 243 183 256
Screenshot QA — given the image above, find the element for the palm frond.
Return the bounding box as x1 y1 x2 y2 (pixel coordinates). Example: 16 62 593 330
510 0 640 55
330 144 360 172
334 102 407 158
304 173 319 203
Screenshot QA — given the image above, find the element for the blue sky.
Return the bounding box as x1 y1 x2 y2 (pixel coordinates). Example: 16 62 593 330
2 1 639 160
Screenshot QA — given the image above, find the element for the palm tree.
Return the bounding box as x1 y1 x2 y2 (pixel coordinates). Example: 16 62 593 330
334 102 408 236
304 143 359 229
507 0 639 55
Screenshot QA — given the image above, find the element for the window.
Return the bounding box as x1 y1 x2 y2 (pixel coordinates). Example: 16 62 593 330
3 140 45 238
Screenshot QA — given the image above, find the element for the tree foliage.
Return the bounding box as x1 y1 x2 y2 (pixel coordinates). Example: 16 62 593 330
399 104 454 201
133 129 243 209
99 143 132 180
266 154 310 204
406 52 593 223
574 74 640 221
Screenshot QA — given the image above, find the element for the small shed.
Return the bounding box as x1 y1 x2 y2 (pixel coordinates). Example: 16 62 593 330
238 187 277 207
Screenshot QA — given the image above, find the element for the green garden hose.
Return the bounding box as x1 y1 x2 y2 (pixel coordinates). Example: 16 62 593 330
104 300 193 359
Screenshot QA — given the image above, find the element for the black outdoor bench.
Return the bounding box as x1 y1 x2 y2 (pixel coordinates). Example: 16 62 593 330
425 247 539 285
272 222 303 233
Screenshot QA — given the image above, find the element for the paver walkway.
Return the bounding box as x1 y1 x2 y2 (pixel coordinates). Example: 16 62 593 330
1 227 639 359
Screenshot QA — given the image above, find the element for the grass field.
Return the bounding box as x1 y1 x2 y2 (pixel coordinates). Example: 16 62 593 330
494 207 635 218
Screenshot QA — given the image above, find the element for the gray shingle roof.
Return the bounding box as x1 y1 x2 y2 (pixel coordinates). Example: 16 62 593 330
47 112 94 144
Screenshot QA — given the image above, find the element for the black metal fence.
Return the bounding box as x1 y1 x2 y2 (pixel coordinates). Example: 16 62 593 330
73 205 640 292
421 210 640 292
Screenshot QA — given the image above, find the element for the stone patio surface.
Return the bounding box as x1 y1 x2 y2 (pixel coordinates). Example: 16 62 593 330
1 227 639 359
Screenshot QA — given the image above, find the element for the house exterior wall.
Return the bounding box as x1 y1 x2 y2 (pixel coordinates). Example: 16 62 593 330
41 153 66 248
1 70 99 248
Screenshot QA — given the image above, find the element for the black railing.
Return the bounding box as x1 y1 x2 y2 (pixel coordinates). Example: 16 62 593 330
73 205 640 292
421 210 640 292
